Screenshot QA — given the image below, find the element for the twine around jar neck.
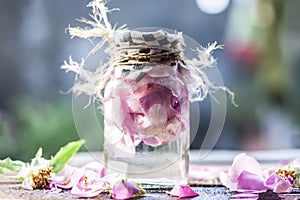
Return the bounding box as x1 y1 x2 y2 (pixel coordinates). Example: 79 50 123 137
110 45 182 67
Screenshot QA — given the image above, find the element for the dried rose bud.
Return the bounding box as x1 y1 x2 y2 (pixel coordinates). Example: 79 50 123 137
28 167 52 189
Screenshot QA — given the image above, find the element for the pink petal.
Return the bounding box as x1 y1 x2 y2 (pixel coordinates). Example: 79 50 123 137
168 185 199 198
227 153 294 194
104 129 136 156
82 162 105 178
265 174 293 193
147 104 168 126
44 187 62 194
142 137 161 147
112 179 141 200
230 153 263 184
52 167 81 189
56 165 77 176
189 164 227 182
219 171 231 188
263 167 276 178
163 117 181 141
236 171 267 192
70 168 108 198
113 134 136 155
22 179 33 190
100 173 122 185
227 153 269 192
61 166 109 198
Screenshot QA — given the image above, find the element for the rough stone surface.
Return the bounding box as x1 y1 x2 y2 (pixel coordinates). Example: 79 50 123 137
0 183 231 200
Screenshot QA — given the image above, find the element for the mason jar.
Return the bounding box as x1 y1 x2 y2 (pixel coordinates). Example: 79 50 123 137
103 30 190 186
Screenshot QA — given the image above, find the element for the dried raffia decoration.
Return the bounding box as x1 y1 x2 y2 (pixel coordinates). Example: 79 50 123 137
61 0 236 107
62 0 236 186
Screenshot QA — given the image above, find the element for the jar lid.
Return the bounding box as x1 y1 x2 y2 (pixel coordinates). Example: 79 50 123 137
113 30 180 50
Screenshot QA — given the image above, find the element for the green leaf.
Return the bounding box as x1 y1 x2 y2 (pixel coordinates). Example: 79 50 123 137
35 148 43 158
49 140 85 173
30 148 44 166
0 157 25 174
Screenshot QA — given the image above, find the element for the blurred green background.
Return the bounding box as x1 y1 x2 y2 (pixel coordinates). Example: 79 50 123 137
1 0 300 161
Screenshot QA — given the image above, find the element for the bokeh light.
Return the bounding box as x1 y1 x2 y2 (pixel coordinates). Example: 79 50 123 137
196 0 230 14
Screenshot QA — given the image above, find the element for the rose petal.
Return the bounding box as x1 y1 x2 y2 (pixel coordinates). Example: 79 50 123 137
100 173 122 185
105 75 187 150
44 187 62 194
189 164 225 184
158 117 180 144
226 153 295 194
71 177 107 198
70 168 108 198
104 121 124 144
82 162 105 178
219 171 231 188
142 137 161 147
265 174 293 193
104 78 134 100
263 167 276 179
236 171 267 192
228 153 267 192
148 104 167 126
104 127 136 156
168 185 199 198
22 178 33 190
52 167 81 189
230 153 263 183
112 179 143 200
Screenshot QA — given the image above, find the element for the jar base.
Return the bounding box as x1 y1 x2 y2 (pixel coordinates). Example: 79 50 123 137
131 178 187 189
104 150 189 187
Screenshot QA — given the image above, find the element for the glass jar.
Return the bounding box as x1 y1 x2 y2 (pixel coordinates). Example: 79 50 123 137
103 30 190 186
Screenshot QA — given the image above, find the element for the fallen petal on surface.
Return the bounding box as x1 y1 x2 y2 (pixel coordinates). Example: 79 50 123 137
230 153 263 183
265 174 293 193
229 153 265 191
70 168 108 198
168 184 199 198
52 167 81 189
82 162 105 178
112 179 145 200
236 171 267 191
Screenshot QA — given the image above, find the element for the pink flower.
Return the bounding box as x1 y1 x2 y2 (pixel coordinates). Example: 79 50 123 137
111 179 145 200
168 184 199 198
